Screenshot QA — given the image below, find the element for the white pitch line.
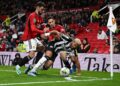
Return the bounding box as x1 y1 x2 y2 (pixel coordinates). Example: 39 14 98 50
64 76 78 81
71 75 98 79
0 78 111 86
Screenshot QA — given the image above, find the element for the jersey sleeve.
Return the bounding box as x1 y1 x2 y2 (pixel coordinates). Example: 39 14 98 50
59 26 65 33
29 15 44 34
61 34 72 42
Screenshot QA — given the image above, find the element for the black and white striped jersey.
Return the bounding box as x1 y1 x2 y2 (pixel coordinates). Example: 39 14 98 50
47 34 78 57
52 34 73 54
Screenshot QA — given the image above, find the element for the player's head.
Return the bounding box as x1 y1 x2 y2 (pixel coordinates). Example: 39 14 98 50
48 17 56 28
35 1 45 15
71 38 81 48
74 38 81 45
15 53 21 58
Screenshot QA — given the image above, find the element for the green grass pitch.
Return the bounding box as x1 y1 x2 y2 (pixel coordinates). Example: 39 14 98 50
0 66 120 86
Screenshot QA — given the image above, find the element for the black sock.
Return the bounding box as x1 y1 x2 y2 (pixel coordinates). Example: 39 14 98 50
63 60 71 69
19 56 32 66
35 52 44 64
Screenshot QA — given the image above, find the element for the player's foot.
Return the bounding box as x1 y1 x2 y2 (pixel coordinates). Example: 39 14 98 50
15 65 21 75
24 65 31 74
28 71 37 77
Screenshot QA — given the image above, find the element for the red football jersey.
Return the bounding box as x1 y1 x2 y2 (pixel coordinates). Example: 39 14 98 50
49 24 65 41
22 12 44 41
51 25 65 32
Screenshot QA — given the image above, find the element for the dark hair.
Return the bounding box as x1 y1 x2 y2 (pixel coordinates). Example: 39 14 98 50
35 1 45 7
47 16 55 20
15 53 21 58
46 24 51 28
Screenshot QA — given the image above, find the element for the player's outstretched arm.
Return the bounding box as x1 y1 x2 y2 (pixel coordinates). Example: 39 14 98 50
44 30 60 36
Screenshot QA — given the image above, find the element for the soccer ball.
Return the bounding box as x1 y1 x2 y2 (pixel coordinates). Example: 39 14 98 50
60 67 70 77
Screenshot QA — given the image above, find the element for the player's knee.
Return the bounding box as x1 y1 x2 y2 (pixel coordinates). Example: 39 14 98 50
43 60 53 70
45 50 53 57
60 51 67 59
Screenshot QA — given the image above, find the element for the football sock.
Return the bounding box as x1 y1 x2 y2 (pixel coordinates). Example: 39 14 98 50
30 55 49 72
34 52 44 64
63 60 71 69
19 56 32 66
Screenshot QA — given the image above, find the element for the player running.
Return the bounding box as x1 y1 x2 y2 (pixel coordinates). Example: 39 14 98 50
15 1 47 75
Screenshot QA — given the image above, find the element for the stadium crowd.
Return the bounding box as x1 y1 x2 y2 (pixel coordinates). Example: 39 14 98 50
0 0 120 53
0 0 98 15
0 0 119 16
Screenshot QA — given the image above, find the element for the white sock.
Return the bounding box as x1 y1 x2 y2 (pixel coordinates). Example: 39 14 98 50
31 56 47 72
38 63 45 70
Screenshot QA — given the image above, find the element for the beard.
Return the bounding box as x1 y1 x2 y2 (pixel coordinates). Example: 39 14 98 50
38 11 42 15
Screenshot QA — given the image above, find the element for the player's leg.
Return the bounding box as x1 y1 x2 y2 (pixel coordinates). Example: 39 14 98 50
42 52 57 70
26 60 54 73
60 51 71 69
35 38 45 53
68 52 76 72
42 60 53 70
24 51 44 74
24 39 45 74
28 50 53 76
71 56 81 75
26 55 55 73
16 38 43 75
28 41 55 76
16 51 36 75
72 60 77 72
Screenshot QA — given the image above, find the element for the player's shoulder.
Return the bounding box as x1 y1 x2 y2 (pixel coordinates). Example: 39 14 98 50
56 24 64 28
55 25 65 31
29 12 36 18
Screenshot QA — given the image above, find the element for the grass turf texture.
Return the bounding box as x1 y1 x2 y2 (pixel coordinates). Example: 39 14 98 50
0 66 120 86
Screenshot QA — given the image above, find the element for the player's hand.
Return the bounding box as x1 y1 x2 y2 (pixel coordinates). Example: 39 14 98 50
41 34 48 39
50 30 59 35
44 27 49 32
